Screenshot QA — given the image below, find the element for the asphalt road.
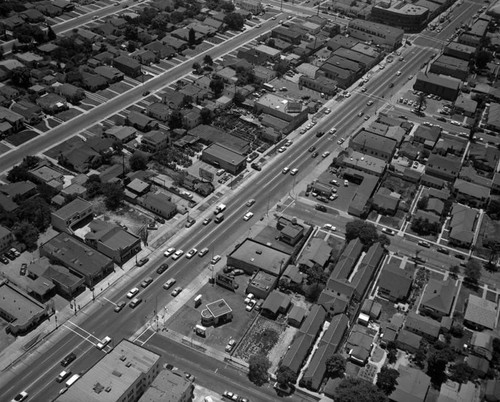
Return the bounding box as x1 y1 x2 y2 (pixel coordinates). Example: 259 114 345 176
0 3 488 399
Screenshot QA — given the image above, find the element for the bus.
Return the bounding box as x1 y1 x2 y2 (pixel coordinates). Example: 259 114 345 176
262 83 275 92
65 374 81 387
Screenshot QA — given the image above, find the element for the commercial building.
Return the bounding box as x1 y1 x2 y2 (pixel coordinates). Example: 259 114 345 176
350 130 397 162
347 19 404 49
138 369 194 402
0 279 48 336
430 55 469 81
40 232 114 287
201 299 233 326
227 239 291 277
51 197 94 234
55 339 161 402
201 144 247 175
246 270 278 299
413 72 461 101
371 2 429 32
137 192 177 220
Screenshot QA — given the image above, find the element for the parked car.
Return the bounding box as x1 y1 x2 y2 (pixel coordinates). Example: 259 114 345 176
308 146 316 152
437 247 449 254
225 340 236 353
323 224 336 231
322 151 331 158
114 301 126 313
381 228 395 236
172 250 184 260
211 255 222 264
202 217 212 225
136 258 149 267
171 287 183 297
418 240 431 248
164 247 176 257
246 299 257 311
315 204 327 212
0 255 9 264
282 167 290 174
141 277 153 288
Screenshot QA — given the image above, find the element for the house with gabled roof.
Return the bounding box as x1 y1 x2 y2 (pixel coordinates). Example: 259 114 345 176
464 294 498 330
420 278 457 319
94 65 124 83
426 153 462 181
405 311 440 340
137 192 177 219
377 263 413 302
297 238 331 269
81 72 108 91
144 41 176 59
453 178 490 208
449 203 477 248
60 145 102 174
126 111 159 132
11 100 43 125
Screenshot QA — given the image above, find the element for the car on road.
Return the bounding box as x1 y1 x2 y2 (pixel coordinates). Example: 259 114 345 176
367 100 374 106
141 277 153 288
308 146 316 152
156 264 169 275
322 151 331 158
163 278 176 290
290 168 299 175
436 116 447 122
437 247 450 254
315 131 325 138
278 147 286 153
142 91 150 96
202 217 212 225
315 204 327 212
184 372 195 382
172 250 184 260
246 299 257 311
61 352 77 367
225 340 236 353
197 248 209 257
282 167 290 174
337 138 345 144
127 287 140 299
361 87 367 92
389 83 394 88
211 255 222 264
329 128 337 134
381 228 395 236
243 212 254 221
418 240 431 248
323 224 337 231
186 248 198 259
285 140 293 147
114 301 126 313
311 151 319 158
364 115 370 120
136 258 149 267
246 198 255 207
164 247 176 257
396 71 401 76
11 391 28 402
171 287 183 297
344 179 349 187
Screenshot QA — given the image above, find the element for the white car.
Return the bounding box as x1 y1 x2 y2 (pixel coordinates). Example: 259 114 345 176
126 287 139 299
11 391 28 402
325 108 331 114
246 299 257 311
344 179 349 187
285 140 293 147
396 71 401 76
244 293 254 304
164 247 176 257
323 224 337 231
290 168 299 175
186 248 198 259
282 167 290 174
367 100 374 106
337 138 345 144
243 212 254 221
278 147 286 153
211 255 222 265
172 250 184 260
322 151 330 158
329 128 337 134
382 228 395 236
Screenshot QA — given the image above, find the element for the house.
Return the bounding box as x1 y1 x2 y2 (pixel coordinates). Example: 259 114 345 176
136 192 177 219
485 380 500 402
389 366 431 402
56 83 85 103
414 125 441 148
280 332 314 374
113 55 142 78
420 279 457 319
464 294 498 330
81 72 108 91
371 187 400 215
465 355 489 378
377 263 414 302
0 106 25 133
350 130 397 162
404 312 440 340
345 324 375 365
84 220 141 264
36 93 68 114
449 203 477 248
470 332 494 361
297 238 332 269
94 66 124 83
126 111 159 132
261 290 292 318
437 380 478 402
11 100 43 125
425 153 462 181
51 198 93 234
0 180 37 202
453 179 490 208
141 130 170 152
104 126 137 143
40 232 114 287
288 305 306 327
60 145 101 173
396 329 422 354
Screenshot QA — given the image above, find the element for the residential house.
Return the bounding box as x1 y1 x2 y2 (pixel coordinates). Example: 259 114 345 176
413 125 441 148
449 203 477 248
126 111 159 132
56 83 85 104
94 66 124 83
466 355 489 378
141 130 170 152
0 225 14 254
404 311 441 340
84 220 141 264
288 305 307 327
11 100 43 125
261 290 292 318
137 192 177 219
40 232 114 287
0 106 25 133
59 145 102 173
389 366 431 402
377 263 414 302
146 103 171 122
297 238 332 269
131 49 158 65
104 126 137 144
81 72 108 91
161 35 188 52
345 324 375 365
144 41 176 59
420 279 457 319
36 93 68 114
396 329 422 354
113 55 142 78
464 294 497 330
453 179 490 208
51 197 94 234
470 332 494 361
425 153 462 181
437 381 479 402
485 380 500 402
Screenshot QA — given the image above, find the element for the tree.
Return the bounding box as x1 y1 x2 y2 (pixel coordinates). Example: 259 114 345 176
12 221 39 251
103 182 124 210
234 91 246 105
416 92 427 113
378 234 391 248
203 54 213 66
464 259 482 284
47 25 57 41
209 77 225 97
221 0 235 12
129 152 148 171
449 362 475 384
417 196 428 210
10 67 31 88
325 354 346 378
16 197 51 232
450 265 460 278
376 367 399 395
200 108 212 124
276 365 297 387
223 12 244 31
359 222 379 247
248 354 270 386
387 348 398 364
345 220 365 241
476 50 493 70
192 61 201 72
168 110 184 130
84 174 102 198
7 165 30 183
274 60 289 77
188 28 196 46
427 346 456 387
335 378 388 402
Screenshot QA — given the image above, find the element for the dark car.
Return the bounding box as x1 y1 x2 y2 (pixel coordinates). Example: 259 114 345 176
185 218 196 228
436 116 447 122
61 352 77 367
311 152 319 158
114 301 126 313
5 251 16 261
156 264 169 275
0 255 8 264
20 263 27 276
142 91 150 96
308 146 316 152
315 131 325 138
317 196 329 203
315 204 327 212
455 253 466 260
136 258 149 267
389 83 394 88
155 217 165 224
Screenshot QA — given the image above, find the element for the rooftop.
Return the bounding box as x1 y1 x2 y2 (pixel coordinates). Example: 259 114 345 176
229 239 290 276
464 294 497 329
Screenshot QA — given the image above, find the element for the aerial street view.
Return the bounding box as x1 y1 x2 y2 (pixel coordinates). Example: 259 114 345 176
0 0 500 401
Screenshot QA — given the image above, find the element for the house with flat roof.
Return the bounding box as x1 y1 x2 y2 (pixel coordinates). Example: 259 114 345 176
246 270 278 299
414 72 461 101
201 144 247 175
55 339 161 402
138 368 194 402
104 126 137 144
189 124 250 155
389 365 431 402
430 55 469 81
420 279 457 319
227 239 291 277
84 220 141 264
40 232 114 287
350 130 397 162
464 295 498 331
201 299 233 326
377 263 413 302
0 225 13 254
141 130 170 153
51 197 94 234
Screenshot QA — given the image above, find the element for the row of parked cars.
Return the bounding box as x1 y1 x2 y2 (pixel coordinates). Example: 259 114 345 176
1 247 21 265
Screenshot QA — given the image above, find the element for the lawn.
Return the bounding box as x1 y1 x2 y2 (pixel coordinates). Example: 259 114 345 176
44 135 84 159
374 296 399 324
5 130 39 146
475 215 500 259
454 283 482 316
55 108 83 122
